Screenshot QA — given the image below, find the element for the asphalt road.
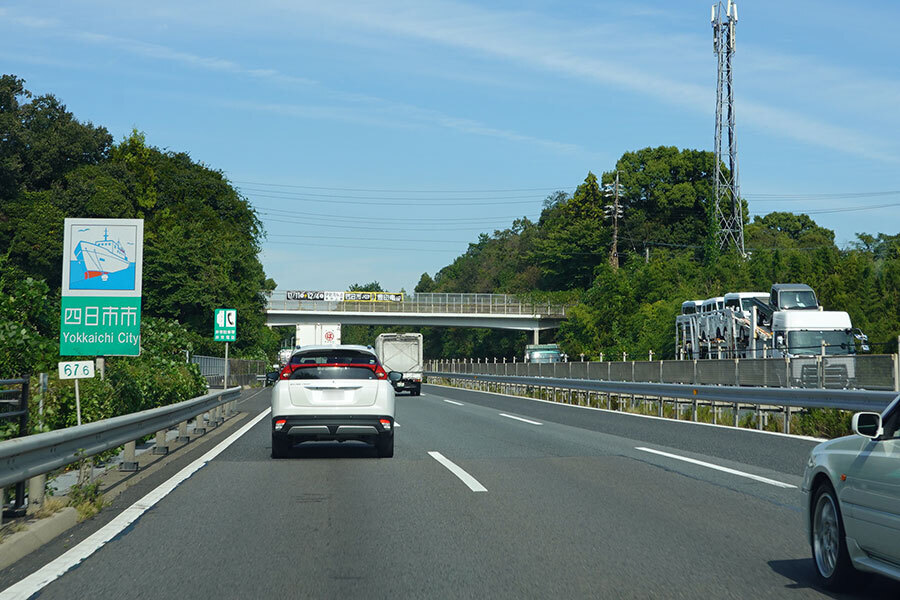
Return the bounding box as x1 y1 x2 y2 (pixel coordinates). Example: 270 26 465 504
1 383 898 599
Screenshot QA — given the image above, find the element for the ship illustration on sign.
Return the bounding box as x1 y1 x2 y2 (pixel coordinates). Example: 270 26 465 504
69 224 137 291
75 228 129 281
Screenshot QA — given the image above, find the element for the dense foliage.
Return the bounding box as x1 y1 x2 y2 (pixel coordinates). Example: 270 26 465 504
418 147 900 360
0 75 278 381
0 75 277 435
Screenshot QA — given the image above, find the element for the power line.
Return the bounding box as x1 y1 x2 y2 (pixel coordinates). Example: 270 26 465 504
232 180 565 193
256 205 539 224
245 191 544 206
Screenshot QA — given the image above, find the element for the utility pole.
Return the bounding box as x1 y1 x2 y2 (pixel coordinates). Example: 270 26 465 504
712 1 745 255
603 171 624 270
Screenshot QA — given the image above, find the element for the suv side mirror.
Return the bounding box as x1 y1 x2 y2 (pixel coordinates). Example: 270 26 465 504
852 412 883 439
388 371 403 382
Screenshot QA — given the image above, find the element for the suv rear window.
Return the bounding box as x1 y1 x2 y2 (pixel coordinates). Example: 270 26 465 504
290 350 377 365
288 366 377 380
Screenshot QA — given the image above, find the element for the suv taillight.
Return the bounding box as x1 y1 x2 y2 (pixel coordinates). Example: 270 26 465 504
279 365 294 379
374 364 387 379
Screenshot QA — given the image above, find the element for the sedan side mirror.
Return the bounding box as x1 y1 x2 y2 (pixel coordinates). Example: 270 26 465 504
852 412 883 439
388 371 403 382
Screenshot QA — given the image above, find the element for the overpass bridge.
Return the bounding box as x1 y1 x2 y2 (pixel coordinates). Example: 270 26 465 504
264 292 569 343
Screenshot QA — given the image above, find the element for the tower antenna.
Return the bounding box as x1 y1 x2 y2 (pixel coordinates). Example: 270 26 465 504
712 1 745 255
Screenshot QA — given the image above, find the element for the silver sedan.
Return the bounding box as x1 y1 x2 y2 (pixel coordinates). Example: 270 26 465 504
801 394 900 589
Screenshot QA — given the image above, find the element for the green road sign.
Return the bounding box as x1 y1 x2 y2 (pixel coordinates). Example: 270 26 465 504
60 296 141 356
215 309 237 342
60 218 143 356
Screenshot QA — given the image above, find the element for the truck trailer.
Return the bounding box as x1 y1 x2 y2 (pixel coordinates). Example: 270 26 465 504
294 323 341 347
375 333 424 395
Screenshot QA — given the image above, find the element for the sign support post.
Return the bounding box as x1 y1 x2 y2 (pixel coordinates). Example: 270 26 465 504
214 309 237 389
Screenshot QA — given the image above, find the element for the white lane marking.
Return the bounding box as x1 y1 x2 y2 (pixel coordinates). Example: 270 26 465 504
394 421 401 427
499 413 543 426
237 387 268 404
0 408 273 600
428 451 487 492
443 399 464 406
635 447 796 489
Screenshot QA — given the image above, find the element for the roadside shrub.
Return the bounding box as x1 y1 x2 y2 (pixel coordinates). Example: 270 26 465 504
792 408 853 438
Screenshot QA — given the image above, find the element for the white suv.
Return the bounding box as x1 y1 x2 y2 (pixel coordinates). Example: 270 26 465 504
271 345 396 458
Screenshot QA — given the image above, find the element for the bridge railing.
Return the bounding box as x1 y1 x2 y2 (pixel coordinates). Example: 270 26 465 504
428 354 900 391
265 291 568 316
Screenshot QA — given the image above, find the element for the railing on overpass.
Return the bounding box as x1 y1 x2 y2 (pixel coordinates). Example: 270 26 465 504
428 354 900 392
265 292 569 317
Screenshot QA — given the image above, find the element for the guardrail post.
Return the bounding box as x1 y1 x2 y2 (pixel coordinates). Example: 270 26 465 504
757 405 763 430
783 407 791 434
658 397 663 417
733 402 739 428
152 429 169 455
215 405 224 425
894 350 899 392
27 475 46 515
177 420 190 443
194 412 207 434
691 398 698 422
120 441 139 471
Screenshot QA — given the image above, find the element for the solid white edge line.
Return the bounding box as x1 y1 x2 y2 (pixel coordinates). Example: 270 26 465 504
394 421 401 427
499 413 543 426
442 399 464 406
428 451 487 492
423 384 827 443
0 408 273 600
635 446 796 489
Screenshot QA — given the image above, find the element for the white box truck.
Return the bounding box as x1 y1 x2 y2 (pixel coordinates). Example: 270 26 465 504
375 333 424 395
295 323 341 347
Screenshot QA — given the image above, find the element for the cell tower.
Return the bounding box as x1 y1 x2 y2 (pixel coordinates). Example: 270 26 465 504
712 1 745 255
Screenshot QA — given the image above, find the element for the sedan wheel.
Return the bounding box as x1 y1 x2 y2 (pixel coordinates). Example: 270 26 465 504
811 484 855 589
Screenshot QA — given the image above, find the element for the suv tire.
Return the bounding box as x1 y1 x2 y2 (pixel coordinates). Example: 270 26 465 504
376 433 394 458
271 434 291 459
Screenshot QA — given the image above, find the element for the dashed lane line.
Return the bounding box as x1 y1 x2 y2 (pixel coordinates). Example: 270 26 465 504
635 447 796 489
428 451 487 492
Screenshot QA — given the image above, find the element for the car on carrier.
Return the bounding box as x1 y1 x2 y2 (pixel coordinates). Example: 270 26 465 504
802 393 900 589
270 345 397 458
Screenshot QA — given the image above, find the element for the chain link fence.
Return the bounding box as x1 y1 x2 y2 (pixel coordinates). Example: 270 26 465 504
191 355 267 388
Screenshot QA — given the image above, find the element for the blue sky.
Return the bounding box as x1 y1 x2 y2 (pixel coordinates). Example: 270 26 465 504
3 1 899 292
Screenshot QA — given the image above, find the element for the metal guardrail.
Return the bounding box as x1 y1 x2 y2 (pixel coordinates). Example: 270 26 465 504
266 291 569 317
1 378 29 516
428 354 900 392
425 372 898 413
0 387 241 490
426 371 899 434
